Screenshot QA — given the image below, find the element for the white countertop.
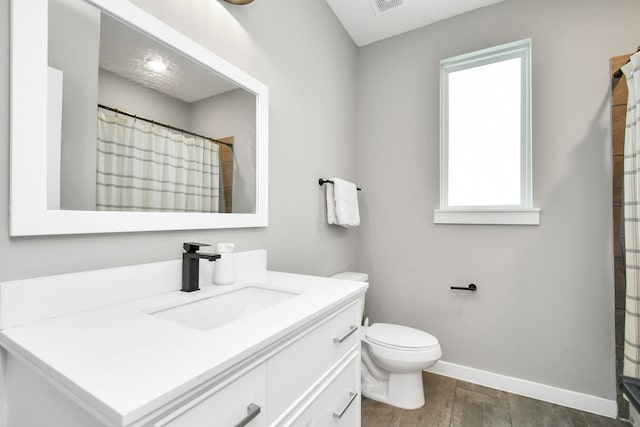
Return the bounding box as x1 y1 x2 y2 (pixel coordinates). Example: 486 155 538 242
0 268 367 426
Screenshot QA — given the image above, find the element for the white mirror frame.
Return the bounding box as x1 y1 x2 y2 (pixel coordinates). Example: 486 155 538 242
10 0 268 236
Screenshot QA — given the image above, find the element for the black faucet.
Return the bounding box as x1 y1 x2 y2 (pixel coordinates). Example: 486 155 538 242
182 242 221 292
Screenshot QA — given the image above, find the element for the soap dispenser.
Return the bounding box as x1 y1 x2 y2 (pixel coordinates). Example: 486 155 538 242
213 243 235 285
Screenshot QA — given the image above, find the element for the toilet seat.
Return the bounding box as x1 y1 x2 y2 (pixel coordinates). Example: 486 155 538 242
363 323 442 373
366 323 439 351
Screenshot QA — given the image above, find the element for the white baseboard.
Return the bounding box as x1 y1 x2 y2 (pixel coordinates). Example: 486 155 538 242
427 361 618 419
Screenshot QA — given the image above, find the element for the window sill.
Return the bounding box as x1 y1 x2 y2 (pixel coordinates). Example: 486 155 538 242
433 208 541 225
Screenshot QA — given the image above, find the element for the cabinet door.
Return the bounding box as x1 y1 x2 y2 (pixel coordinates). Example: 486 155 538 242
154 362 267 427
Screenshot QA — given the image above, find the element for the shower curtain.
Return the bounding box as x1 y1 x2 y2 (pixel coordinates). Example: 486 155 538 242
623 52 640 377
96 112 221 212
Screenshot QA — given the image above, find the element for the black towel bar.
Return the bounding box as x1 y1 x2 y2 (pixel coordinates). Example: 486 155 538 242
319 178 362 191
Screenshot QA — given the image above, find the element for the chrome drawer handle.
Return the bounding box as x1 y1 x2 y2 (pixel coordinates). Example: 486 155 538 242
333 391 358 419
333 325 358 344
234 403 261 427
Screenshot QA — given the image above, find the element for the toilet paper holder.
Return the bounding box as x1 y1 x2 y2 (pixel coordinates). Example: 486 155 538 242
450 283 477 291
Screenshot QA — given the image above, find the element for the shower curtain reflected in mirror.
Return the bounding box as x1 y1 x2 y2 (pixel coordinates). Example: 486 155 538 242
623 52 640 377
96 111 222 212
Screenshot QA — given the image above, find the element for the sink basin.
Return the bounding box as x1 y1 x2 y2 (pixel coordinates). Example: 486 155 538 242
149 286 300 330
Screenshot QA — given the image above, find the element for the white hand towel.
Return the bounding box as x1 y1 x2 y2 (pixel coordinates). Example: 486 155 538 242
326 182 338 225
329 178 360 227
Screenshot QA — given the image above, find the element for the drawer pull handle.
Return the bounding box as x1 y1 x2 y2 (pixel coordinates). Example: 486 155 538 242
234 403 261 427
333 391 358 419
333 325 358 344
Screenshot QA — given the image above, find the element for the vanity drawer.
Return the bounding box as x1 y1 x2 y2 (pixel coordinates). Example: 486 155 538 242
288 352 360 427
315 354 360 426
154 362 267 427
268 302 360 421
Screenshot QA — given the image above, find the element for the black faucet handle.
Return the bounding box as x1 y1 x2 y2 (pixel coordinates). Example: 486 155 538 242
183 242 211 253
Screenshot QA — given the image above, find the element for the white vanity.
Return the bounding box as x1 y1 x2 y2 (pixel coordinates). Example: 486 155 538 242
0 250 368 426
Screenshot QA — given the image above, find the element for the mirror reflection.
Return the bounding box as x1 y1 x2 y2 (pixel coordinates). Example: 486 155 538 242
47 0 257 213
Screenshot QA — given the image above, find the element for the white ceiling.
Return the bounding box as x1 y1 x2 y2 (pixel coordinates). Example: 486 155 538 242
325 0 505 47
99 13 238 103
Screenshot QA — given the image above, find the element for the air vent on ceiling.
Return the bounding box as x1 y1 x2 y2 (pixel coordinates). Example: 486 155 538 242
369 0 403 15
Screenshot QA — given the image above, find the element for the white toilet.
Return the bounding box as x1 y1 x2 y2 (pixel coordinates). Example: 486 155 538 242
330 272 442 410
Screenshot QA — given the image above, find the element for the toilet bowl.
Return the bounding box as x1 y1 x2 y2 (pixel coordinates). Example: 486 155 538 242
330 272 442 410
361 323 441 409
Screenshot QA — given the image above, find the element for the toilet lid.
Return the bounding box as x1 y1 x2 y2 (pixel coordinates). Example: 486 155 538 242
366 323 439 350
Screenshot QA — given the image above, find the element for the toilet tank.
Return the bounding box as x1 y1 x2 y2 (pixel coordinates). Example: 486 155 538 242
330 272 368 320
330 272 368 282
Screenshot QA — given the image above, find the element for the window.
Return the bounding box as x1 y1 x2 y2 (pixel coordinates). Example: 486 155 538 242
435 39 539 225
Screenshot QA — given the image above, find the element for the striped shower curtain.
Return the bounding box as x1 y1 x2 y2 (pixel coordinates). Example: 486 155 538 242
96 112 221 212
623 52 640 377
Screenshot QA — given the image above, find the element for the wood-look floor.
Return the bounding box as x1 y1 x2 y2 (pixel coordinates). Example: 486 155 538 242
361 372 630 427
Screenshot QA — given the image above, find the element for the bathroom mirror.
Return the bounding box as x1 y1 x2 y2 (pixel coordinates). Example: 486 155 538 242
10 0 268 236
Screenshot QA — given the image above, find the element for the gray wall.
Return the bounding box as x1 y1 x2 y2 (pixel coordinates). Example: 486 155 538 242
49 0 100 211
97 69 192 129
190 89 256 214
356 0 639 400
0 0 358 280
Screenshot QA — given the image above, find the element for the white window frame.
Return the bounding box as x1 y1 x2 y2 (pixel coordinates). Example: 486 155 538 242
434 39 540 225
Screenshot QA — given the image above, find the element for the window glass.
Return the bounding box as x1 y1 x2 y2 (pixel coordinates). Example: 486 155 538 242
447 57 522 206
